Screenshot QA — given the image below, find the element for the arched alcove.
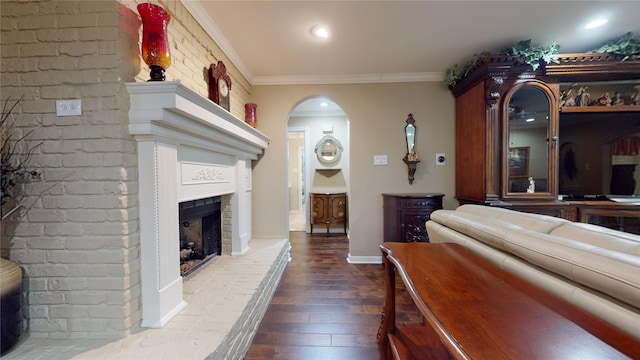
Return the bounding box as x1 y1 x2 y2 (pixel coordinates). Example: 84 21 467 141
286 97 350 234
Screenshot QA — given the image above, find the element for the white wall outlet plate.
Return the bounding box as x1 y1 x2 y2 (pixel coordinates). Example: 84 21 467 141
56 99 82 116
436 153 446 165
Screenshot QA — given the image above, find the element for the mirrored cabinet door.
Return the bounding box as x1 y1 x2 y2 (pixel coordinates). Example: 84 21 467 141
503 81 558 199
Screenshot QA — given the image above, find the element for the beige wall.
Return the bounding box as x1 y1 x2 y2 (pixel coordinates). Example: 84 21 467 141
250 83 457 257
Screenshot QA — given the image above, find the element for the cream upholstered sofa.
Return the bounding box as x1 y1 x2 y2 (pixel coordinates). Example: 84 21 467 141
425 204 640 341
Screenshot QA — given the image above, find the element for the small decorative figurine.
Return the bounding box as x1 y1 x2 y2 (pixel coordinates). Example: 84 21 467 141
631 85 640 106
612 92 625 106
559 83 576 107
597 92 611 106
564 93 576 107
527 177 535 193
575 86 590 106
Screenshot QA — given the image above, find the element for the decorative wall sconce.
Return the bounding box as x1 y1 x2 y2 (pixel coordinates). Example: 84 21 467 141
137 3 171 81
402 114 420 184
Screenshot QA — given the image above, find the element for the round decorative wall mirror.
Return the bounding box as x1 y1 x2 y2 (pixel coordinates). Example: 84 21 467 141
315 135 343 165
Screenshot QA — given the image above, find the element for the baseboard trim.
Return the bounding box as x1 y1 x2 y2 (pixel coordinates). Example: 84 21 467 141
346 253 383 264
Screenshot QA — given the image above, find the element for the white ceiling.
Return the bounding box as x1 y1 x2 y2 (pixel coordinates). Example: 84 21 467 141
183 0 639 87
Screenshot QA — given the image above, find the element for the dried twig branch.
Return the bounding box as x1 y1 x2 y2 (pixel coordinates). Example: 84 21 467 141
1 96 44 220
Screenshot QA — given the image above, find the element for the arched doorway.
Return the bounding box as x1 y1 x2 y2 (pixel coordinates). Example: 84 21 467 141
286 97 350 233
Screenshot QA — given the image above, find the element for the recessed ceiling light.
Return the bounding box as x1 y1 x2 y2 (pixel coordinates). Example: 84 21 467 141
311 25 330 40
585 18 608 29
320 102 328 107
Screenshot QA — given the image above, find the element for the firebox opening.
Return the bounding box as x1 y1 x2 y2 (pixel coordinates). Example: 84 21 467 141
179 196 222 277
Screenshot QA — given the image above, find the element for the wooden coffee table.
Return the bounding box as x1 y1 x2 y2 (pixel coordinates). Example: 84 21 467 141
378 242 640 359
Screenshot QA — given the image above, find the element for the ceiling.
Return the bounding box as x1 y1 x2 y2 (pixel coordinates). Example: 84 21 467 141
183 1 639 87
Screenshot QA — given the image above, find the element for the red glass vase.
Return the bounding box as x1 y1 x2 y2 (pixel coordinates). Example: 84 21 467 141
245 103 257 128
137 3 171 81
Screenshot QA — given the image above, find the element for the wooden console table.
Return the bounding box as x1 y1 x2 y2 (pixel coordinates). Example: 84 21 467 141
378 242 640 360
310 192 347 235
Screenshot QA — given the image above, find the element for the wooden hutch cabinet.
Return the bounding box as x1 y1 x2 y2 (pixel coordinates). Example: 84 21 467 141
382 193 444 242
310 192 347 235
450 53 640 234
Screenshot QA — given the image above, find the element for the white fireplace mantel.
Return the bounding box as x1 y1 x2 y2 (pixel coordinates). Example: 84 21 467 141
126 81 269 328
127 81 268 157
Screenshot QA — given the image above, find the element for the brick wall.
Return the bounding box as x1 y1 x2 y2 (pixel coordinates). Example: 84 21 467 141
0 0 251 339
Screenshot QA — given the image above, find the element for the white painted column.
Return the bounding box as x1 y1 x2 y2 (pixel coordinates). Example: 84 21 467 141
138 140 187 327
232 158 251 255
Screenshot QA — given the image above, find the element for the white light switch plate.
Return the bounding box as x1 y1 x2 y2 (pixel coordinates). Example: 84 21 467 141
374 155 388 165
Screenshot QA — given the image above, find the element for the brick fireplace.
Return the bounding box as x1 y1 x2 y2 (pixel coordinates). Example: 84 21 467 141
126 81 269 327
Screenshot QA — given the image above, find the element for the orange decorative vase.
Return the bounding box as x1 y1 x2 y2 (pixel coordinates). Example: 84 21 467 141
245 103 257 128
137 3 171 81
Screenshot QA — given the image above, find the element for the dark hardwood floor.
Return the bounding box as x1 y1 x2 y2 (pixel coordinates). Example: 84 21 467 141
244 231 420 360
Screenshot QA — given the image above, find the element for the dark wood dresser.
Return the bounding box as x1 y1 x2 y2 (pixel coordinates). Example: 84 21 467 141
382 193 444 242
310 192 347 235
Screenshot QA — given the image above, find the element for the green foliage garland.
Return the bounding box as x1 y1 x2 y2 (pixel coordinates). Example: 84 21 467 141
445 32 639 87
503 40 560 71
590 32 640 61
445 40 559 87
444 51 491 88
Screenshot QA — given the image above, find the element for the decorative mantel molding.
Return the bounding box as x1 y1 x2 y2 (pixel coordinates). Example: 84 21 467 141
126 81 269 328
126 81 269 157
